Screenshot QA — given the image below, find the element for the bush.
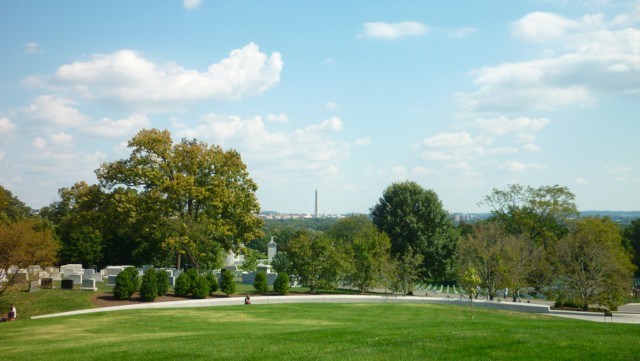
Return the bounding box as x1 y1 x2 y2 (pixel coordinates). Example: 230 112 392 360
192 274 210 299
174 271 193 297
205 272 218 294
140 268 158 302
156 270 169 296
253 272 269 293
273 272 290 295
114 267 140 300
220 269 236 296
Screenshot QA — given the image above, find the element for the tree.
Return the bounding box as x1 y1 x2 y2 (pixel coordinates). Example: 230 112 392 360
140 268 159 301
0 219 60 296
0 185 32 224
273 272 290 295
457 222 529 300
481 184 577 249
371 181 458 281
174 271 193 297
387 249 424 296
113 267 140 300
623 218 640 277
95 128 264 268
191 274 211 299
205 272 219 294
220 269 236 296
330 216 393 294
241 248 259 272
271 252 293 274
460 267 482 319
287 230 345 292
253 272 269 293
552 217 635 310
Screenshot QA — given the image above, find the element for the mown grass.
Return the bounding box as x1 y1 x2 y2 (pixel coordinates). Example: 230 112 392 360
1 303 638 361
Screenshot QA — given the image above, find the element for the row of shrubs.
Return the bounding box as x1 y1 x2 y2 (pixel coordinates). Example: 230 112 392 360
113 268 290 301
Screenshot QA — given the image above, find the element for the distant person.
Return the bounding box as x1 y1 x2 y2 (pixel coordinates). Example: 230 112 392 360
1 303 16 322
244 294 251 305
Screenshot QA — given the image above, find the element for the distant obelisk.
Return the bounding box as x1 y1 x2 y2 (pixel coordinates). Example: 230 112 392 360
314 188 318 218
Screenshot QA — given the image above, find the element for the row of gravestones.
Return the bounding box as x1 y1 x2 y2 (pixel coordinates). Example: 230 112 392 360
47 265 182 292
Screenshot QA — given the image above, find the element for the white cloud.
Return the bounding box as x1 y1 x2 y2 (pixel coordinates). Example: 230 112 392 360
458 8 640 114
24 42 42 54
354 137 372 146
325 101 337 110
50 132 73 146
266 113 288 123
304 117 343 132
522 143 542 152
423 131 475 148
472 116 550 136
362 21 429 40
0 117 15 134
183 0 202 10
497 161 545 172
49 43 283 111
85 114 150 138
449 27 478 39
22 95 87 127
574 177 589 185
33 137 46 149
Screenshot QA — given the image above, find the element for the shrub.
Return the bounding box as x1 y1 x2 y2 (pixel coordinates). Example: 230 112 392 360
273 272 290 295
192 274 210 299
205 272 219 294
156 270 169 296
140 268 158 302
174 271 193 297
253 272 269 293
113 267 140 300
220 269 236 296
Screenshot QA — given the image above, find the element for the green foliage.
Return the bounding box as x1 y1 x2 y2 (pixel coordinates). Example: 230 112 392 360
220 269 236 296
273 272 290 295
140 268 158 302
623 218 640 277
271 252 293 274
241 248 259 272
156 270 169 296
387 250 424 296
461 267 482 318
371 181 459 282
287 230 345 292
191 274 210 299
174 271 193 297
0 185 32 223
253 272 269 293
113 267 140 300
205 272 219 294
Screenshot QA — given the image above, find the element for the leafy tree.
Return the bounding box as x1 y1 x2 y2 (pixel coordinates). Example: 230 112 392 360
174 271 193 297
191 274 211 299
552 217 635 310
114 267 140 300
140 268 159 301
481 184 577 249
220 269 236 296
371 181 459 282
457 222 529 300
387 249 424 296
287 230 345 292
460 267 482 319
156 269 169 296
241 248 259 272
0 219 60 296
273 272 290 295
623 218 640 277
205 272 219 294
0 185 32 223
253 271 269 293
96 128 264 269
330 216 393 293
271 252 293 274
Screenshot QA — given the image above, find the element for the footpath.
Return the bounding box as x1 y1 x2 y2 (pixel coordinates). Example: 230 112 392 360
31 295 640 324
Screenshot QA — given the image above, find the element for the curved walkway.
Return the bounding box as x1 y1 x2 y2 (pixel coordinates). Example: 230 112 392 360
30 294 640 324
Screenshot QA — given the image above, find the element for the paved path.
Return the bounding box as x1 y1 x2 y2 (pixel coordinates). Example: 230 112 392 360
30 295 640 324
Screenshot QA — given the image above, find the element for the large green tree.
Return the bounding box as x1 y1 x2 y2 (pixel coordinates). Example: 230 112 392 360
0 185 32 224
623 218 640 277
370 181 458 282
287 230 345 292
552 217 635 310
95 128 264 268
481 184 578 249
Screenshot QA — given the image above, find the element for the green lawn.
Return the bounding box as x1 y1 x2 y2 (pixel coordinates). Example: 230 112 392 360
1 303 638 361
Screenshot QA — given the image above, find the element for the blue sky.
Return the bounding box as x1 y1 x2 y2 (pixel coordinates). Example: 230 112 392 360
1 0 639 214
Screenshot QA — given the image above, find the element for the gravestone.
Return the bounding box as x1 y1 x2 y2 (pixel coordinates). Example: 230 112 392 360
41 277 54 289
65 274 83 285
61 279 74 290
83 269 95 278
29 280 40 292
107 275 117 286
81 278 97 291
14 272 29 285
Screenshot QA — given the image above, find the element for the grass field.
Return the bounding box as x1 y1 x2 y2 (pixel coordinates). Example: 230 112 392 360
1 302 639 361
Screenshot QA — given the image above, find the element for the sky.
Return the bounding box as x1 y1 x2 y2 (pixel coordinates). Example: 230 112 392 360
1 0 639 215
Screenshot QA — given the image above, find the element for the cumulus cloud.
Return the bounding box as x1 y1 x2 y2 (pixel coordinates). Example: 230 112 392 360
50 132 73 146
496 161 545 173
354 137 372 146
325 101 337 110
449 27 478 39
304 117 343 132
24 42 42 54
0 117 15 134
48 43 283 111
266 113 288 123
458 8 640 114
361 21 429 40
183 0 202 10
574 177 589 185
22 95 87 127
85 114 150 138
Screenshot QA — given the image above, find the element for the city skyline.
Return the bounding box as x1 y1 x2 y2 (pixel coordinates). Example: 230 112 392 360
1 1 639 215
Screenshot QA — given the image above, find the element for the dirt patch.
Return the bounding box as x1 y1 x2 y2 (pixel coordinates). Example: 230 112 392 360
89 292 240 308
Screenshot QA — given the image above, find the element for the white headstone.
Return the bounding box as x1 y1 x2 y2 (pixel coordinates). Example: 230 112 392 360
81 278 97 291
65 274 83 285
